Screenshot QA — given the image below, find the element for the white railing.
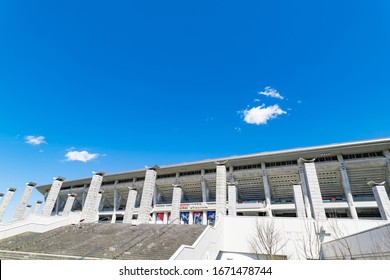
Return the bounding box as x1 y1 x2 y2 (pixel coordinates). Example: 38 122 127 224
0 212 81 240
170 217 224 260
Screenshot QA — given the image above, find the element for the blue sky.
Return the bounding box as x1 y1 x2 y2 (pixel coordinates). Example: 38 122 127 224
1 1 390 222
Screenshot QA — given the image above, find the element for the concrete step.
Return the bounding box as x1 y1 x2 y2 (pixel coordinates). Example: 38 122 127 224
0 223 206 260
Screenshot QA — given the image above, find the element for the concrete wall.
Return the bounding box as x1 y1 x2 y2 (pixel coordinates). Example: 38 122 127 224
322 222 390 259
0 212 82 240
171 216 390 260
171 219 225 260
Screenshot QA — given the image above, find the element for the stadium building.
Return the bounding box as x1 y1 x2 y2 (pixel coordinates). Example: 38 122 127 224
0 138 390 260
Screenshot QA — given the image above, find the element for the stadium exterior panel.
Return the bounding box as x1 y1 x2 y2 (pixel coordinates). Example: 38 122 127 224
1 138 390 260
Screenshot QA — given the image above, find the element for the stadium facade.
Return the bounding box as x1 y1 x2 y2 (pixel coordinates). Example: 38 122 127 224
1 138 390 260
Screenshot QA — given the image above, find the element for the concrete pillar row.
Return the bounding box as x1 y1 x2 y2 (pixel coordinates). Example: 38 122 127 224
32 200 43 214
42 176 65 217
215 162 227 222
384 150 390 183
292 184 306 218
370 181 390 220
170 185 182 224
337 155 358 219
299 159 327 222
62 194 76 216
80 171 105 223
227 183 237 216
261 162 273 217
0 188 17 222
297 161 313 218
202 211 208 225
123 188 138 224
138 166 159 223
12 182 36 222
23 205 32 220
201 169 209 203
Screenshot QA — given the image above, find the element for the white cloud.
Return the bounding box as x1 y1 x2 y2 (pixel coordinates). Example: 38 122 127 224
65 150 99 163
258 86 284 100
234 127 242 132
253 98 261 102
243 104 286 125
25 135 46 145
297 100 302 104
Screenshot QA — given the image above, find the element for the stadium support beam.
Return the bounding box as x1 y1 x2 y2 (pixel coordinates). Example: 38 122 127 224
261 162 273 217
201 170 209 203
123 188 137 224
32 200 43 214
111 182 121 223
12 182 36 222
41 176 65 217
384 150 390 183
0 188 16 222
80 171 105 223
138 167 158 223
370 182 390 220
153 185 161 206
170 185 182 224
62 194 76 216
227 182 237 216
337 155 358 219
292 184 306 218
298 159 327 222
298 161 313 218
23 205 32 220
216 162 227 222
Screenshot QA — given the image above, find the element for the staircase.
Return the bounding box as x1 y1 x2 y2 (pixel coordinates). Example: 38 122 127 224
0 223 206 260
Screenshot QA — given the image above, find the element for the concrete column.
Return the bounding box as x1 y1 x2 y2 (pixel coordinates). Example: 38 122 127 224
189 211 194 225
163 212 168 224
152 212 156 223
98 195 105 211
170 185 182 224
370 182 390 220
80 171 105 223
202 211 207 225
299 159 327 222
153 185 161 206
62 194 76 216
227 183 237 216
81 184 87 209
123 188 138 224
0 193 3 205
201 170 209 202
292 184 306 218
12 182 36 221
216 162 227 222
384 150 390 184
111 182 119 223
55 196 62 215
0 188 16 222
229 166 235 183
337 155 358 219
94 191 104 222
261 162 273 217
41 177 65 217
23 205 32 219
32 200 43 214
297 161 313 218
138 167 158 223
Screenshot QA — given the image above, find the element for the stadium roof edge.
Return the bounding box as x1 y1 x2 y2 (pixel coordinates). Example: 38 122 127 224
36 137 390 191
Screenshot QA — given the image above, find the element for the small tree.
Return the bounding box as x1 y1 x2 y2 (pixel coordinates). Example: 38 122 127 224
295 219 322 260
248 219 287 260
327 219 354 259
